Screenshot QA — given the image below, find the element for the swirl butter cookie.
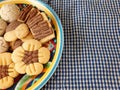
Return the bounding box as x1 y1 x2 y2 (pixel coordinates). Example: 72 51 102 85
0 37 9 53
0 4 20 22
4 20 29 42
12 39 50 75
0 53 19 89
0 19 7 36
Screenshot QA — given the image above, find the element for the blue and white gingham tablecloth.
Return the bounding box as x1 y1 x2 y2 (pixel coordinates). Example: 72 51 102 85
42 0 119 89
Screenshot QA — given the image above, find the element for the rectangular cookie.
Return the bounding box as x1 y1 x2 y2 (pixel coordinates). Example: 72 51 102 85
18 5 33 22
27 12 55 43
18 5 55 43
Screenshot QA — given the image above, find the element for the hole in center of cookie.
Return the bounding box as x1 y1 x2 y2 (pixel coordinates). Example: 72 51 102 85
22 50 38 65
0 65 9 79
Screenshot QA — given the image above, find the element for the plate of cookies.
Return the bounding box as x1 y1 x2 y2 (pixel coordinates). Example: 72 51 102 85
0 0 64 90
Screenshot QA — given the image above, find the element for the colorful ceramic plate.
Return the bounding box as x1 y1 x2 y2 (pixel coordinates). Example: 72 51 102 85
0 0 64 90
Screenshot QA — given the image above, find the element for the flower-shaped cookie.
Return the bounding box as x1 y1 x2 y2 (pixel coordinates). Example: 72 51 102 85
12 39 50 75
0 53 19 89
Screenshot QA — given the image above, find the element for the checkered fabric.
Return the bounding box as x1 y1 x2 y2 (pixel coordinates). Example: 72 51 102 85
41 0 119 89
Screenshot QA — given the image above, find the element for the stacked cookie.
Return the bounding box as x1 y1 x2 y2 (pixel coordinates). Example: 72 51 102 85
0 4 54 89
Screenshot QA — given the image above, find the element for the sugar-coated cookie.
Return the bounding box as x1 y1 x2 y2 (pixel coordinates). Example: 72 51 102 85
0 37 9 53
0 4 20 22
0 19 7 36
4 21 29 42
12 39 50 75
0 53 19 89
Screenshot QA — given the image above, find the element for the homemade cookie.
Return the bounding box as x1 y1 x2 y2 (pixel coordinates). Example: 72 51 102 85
18 5 33 22
10 32 33 50
27 12 55 43
4 20 29 42
18 5 55 43
0 19 7 36
10 39 23 50
0 4 20 22
0 37 9 53
12 39 50 75
0 53 19 89
21 32 34 42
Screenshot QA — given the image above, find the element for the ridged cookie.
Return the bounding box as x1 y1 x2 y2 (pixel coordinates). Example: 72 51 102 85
18 5 55 43
0 53 19 89
12 39 50 75
27 12 55 43
18 5 33 22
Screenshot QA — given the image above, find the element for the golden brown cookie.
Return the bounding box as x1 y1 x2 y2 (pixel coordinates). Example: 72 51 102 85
21 32 34 42
12 39 50 75
4 21 29 42
10 32 34 50
0 53 19 89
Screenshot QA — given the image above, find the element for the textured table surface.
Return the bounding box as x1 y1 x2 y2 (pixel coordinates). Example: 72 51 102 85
42 0 119 89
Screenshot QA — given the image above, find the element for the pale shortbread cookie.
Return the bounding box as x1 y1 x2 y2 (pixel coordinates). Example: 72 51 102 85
0 19 7 36
21 32 34 42
15 24 29 39
38 47 51 64
0 53 19 89
12 39 50 75
22 39 41 51
4 21 29 42
0 4 20 22
0 37 9 53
